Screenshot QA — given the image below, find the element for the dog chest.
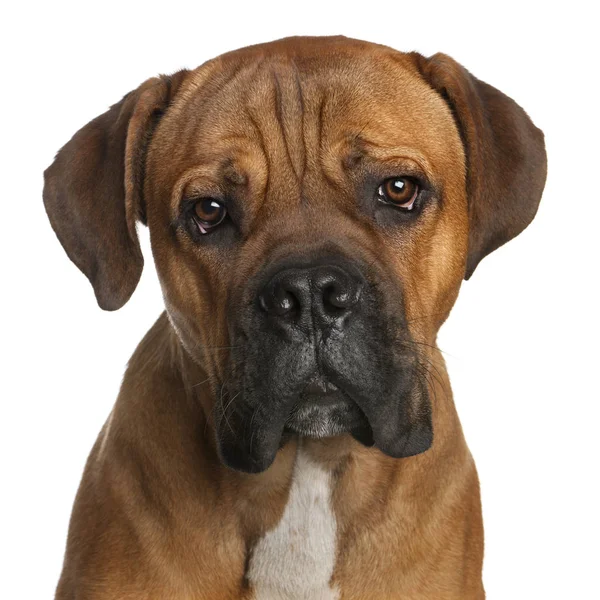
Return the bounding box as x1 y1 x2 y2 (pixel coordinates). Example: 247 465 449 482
246 449 340 600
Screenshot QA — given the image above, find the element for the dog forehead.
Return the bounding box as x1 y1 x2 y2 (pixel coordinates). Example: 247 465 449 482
148 37 464 207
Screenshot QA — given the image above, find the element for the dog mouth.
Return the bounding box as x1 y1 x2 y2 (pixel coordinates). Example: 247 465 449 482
216 254 434 474
283 374 373 443
215 352 432 473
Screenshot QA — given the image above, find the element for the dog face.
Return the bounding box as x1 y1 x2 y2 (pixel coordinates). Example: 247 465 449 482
43 37 546 473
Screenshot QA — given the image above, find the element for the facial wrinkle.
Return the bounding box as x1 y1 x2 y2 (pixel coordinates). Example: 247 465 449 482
270 62 306 187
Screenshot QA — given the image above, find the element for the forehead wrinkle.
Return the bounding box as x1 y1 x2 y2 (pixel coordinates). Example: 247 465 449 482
315 93 351 196
270 61 306 186
152 58 268 186
172 57 264 122
353 138 436 179
244 103 272 214
241 62 309 214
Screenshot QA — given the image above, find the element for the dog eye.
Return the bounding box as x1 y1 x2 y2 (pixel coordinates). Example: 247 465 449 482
193 199 227 234
376 177 419 210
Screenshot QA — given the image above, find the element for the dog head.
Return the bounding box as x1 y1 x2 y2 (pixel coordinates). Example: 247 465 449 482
44 37 546 473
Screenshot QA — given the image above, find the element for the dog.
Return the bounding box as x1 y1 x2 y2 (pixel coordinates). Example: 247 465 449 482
43 36 546 599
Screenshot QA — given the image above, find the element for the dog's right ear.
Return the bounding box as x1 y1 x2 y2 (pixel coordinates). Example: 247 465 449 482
43 70 189 310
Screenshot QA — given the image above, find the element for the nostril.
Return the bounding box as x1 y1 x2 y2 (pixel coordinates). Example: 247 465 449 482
323 283 351 309
274 289 298 316
322 278 362 312
259 285 300 317
277 291 295 313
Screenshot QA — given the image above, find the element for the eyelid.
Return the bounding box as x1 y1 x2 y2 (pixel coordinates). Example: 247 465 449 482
182 186 227 202
352 150 438 191
377 166 431 190
172 166 227 211
350 142 435 176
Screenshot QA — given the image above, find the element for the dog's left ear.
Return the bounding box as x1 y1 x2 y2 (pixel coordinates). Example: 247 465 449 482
43 70 189 310
412 53 547 279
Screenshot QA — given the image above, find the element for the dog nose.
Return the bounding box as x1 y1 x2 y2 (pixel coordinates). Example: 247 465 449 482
258 264 363 328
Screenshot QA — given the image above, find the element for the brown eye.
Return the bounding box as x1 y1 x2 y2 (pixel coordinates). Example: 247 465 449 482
193 198 227 233
377 177 419 210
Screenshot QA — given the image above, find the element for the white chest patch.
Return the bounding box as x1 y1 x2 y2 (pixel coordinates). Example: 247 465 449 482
247 448 340 600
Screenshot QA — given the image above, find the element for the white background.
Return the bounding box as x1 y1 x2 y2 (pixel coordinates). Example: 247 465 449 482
1 1 598 598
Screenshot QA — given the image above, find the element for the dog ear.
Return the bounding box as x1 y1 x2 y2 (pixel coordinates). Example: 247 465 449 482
43 70 189 310
411 53 547 279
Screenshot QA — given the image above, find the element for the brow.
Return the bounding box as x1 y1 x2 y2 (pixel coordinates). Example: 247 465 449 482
349 135 435 178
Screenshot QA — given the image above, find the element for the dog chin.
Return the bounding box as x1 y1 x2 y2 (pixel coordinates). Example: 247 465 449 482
216 376 433 473
283 394 367 439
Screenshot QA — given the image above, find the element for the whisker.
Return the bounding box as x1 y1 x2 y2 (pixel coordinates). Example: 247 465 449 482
418 365 445 408
248 405 260 455
397 336 453 360
405 312 448 325
396 344 443 374
217 385 242 440
190 377 211 389
415 358 450 403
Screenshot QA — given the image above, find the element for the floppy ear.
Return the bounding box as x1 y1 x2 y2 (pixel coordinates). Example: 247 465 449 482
43 70 189 310
412 53 547 279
